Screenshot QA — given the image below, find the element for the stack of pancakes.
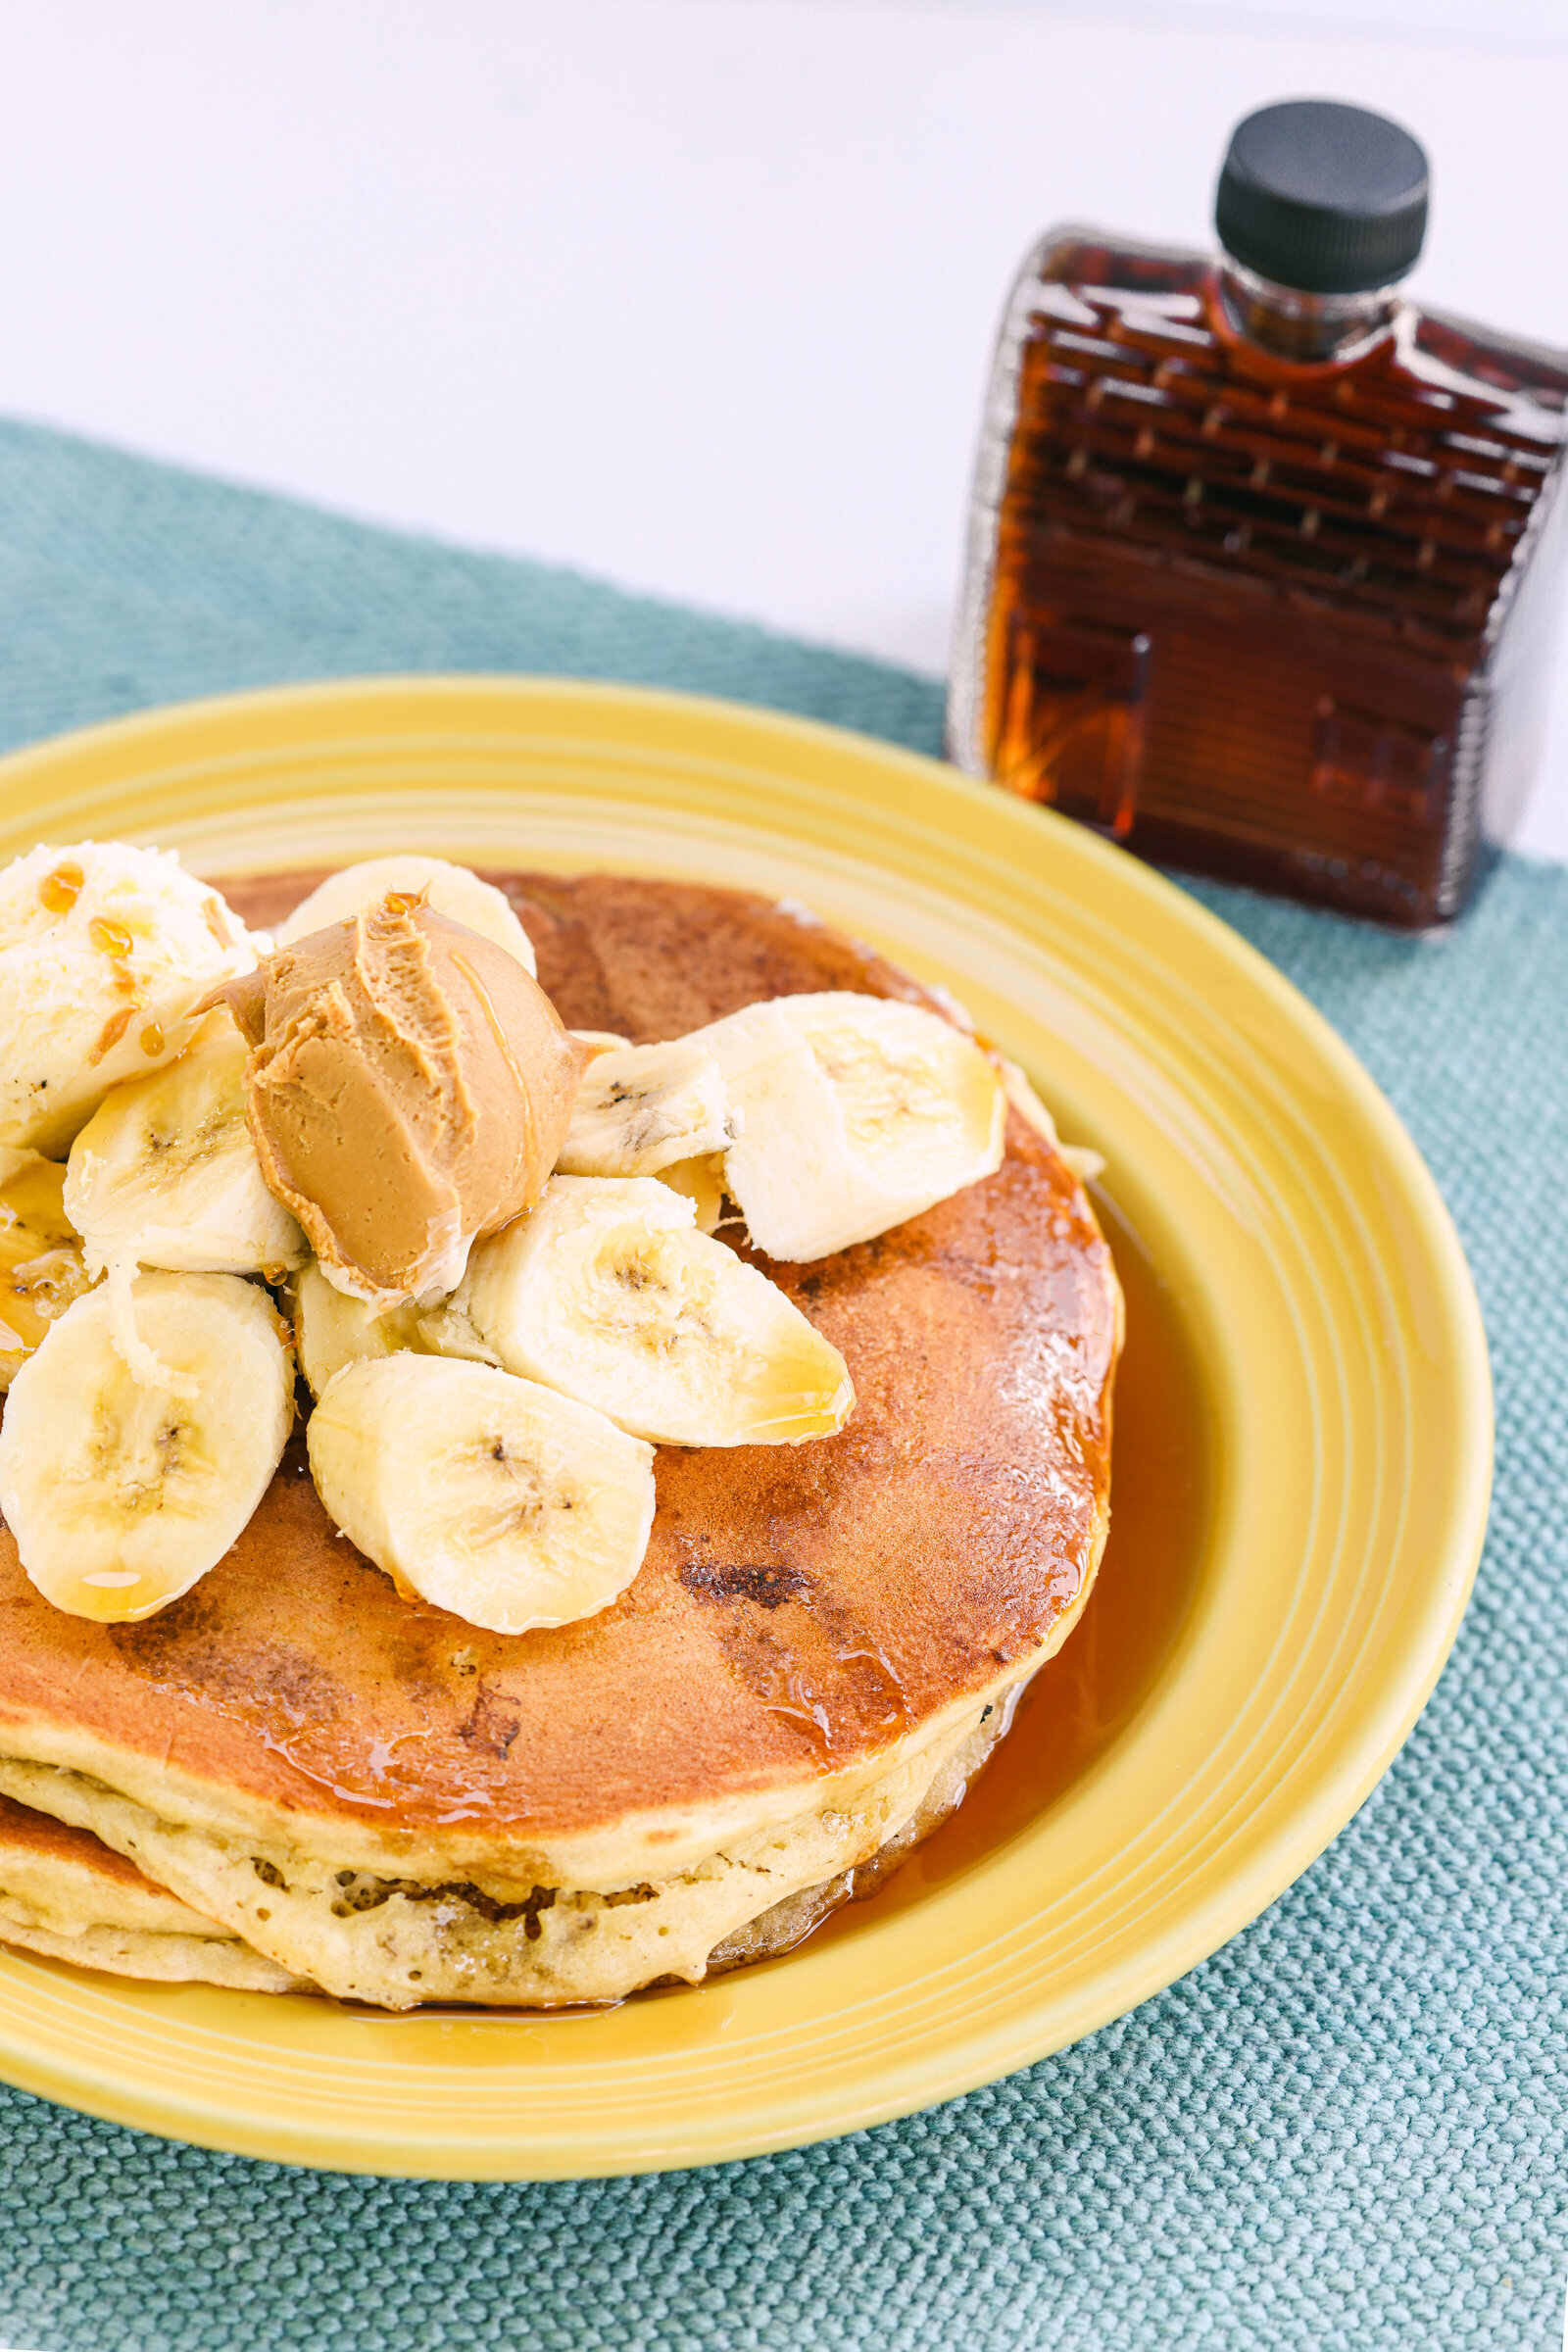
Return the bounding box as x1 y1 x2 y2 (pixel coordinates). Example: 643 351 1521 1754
0 874 1120 2009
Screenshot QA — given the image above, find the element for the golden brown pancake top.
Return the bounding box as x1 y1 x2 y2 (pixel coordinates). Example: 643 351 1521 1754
0 876 1117 1841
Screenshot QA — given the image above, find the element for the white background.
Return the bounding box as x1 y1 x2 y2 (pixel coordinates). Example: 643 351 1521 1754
0 0 1565 856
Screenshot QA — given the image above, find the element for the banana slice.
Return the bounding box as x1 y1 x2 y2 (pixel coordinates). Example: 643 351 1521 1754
0 1271 295 1622
998 1055 1105 1182
0 841 260 1153
64 1011 305 1292
415 1302 503 1366
653 1152 728 1234
307 1353 656 1635
0 1152 77 1254
292 1258 424 1398
0 1152 91 1391
459 1175 854 1446
291 1258 499 1397
555 1039 733 1179
688 993 1006 1261
274 857 537 975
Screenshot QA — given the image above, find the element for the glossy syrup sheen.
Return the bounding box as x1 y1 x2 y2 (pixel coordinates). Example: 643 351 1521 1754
975 237 1568 926
803 1178 1211 1955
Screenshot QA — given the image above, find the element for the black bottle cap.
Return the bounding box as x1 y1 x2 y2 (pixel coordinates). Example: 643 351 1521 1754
1215 99 1429 294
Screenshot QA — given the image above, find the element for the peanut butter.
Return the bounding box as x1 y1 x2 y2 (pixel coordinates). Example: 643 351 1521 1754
210 899 586 1306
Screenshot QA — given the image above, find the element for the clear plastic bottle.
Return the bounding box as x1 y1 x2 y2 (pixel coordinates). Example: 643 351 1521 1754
949 100 1568 928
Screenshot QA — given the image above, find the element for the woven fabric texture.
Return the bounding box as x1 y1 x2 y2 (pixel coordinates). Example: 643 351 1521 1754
0 419 1560 2352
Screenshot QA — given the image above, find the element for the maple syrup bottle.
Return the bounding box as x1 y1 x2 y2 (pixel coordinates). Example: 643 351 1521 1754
950 100 1568 927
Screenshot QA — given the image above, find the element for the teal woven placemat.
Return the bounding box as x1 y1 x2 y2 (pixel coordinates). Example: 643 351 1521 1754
0 419 1560 2352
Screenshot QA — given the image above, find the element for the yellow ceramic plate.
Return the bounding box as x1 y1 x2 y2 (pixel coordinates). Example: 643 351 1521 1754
0 677 1491 2179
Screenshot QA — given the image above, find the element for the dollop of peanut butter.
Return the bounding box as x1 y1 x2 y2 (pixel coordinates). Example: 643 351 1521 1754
207 898 586 1307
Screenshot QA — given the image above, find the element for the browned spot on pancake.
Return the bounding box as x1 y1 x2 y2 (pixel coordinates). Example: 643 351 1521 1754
111 1604 350 1735
459 1686 523 1759
679 1560 813 1610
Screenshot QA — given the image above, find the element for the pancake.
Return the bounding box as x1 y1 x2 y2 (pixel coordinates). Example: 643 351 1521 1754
0 1789 304 1991
0 873 1120 2009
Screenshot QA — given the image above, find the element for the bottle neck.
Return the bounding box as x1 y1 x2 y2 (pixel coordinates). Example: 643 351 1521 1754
1216 257 1401 363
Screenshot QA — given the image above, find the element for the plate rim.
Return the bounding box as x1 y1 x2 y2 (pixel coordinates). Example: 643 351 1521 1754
0 673 1494 2177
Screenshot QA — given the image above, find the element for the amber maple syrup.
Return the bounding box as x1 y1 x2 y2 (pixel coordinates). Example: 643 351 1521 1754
951 105 1568 928
808 1182 1212 1951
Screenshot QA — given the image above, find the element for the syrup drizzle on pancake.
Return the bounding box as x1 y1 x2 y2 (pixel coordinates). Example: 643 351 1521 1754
0 873 1117 1850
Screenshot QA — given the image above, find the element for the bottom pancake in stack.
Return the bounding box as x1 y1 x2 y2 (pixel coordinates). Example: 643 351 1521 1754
0 872 1120 2009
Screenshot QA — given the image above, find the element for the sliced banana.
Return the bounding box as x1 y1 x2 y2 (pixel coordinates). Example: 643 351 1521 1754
274 857 537 975
0 1271 295 1622
307 1352 656 1636
0 841 260 1154
291 1257 499 1398
653 1152 728 1234
459 1175 854 1447
688 992 1006 1261
998 1055 1105 1183
64 1010 305 1287
414 1302 503 1367
555 1039 733 1179
292 1258 424 1398
0 1153 91 1392
0 1143 46 1185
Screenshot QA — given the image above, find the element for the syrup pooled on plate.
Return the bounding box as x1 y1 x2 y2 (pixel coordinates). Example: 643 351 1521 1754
807 1183 1211 1948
